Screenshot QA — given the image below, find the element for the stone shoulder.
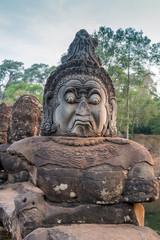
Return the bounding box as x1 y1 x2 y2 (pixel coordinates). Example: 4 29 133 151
7 136 153 170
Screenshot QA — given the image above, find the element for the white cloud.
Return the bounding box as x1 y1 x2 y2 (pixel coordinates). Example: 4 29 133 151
0 0 160 69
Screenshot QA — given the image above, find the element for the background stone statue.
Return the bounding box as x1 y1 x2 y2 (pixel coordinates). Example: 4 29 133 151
8 94 43 143
0 102 12 144
0 95 43 184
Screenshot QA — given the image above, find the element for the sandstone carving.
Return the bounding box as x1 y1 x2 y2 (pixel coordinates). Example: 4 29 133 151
7 136 158 204
41 30 117 137
0 102 12 144
0 30 159 240
0 95 43 186
8 94 43 143
24 224 160 240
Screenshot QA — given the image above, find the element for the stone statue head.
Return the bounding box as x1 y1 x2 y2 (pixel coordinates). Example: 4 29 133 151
9 95 43 143
0 103 12 144
41 29 117 137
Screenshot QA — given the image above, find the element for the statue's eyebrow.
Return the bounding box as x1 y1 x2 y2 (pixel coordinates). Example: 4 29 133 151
64 87 78 98
87 88 101 98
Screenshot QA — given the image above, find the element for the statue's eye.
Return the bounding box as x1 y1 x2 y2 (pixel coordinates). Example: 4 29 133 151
89 94 101 105
65 92 76 104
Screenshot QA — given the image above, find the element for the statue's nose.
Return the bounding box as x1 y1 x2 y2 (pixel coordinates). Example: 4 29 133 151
75 100 91 116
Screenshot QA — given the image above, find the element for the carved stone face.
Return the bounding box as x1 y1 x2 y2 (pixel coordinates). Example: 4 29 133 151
10 110 39 141
54 77 108 137
42 29 117 137
0 103 12 144
9 95 42 143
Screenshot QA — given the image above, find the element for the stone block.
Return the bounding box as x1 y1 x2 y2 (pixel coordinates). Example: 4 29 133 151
36 165 127 204
123 162 159 202
24 224 160 240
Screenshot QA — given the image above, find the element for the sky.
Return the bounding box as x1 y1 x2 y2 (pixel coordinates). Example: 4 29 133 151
0 0 160 67
0 0 160 94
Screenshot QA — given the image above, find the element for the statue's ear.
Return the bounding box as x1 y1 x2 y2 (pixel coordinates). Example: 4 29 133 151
111 97 117 122
109 97 117 136
41 91 53 135
45 91 53 108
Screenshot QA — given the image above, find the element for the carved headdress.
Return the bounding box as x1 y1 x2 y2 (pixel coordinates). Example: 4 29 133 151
41 29 117 136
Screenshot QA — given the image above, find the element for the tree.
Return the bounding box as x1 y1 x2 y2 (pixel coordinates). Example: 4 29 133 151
0 60 24 98
133 95 160 135
94 27 160 138
0 60 57 104
0 82 43 105
23 64 56 86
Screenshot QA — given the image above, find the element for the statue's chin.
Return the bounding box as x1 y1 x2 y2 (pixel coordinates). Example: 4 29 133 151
70 125 98 137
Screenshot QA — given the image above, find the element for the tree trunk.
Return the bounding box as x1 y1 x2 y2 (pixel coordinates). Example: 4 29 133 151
4 72 13 91
131 117 135 139
126 42 130 140
126 70 130 139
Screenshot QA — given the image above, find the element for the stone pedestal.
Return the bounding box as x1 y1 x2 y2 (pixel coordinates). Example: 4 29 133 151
24 224 160 240
0 136 159 239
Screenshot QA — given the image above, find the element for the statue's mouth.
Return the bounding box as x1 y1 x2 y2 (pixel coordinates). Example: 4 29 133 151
68 118 97 137
73 120 92 129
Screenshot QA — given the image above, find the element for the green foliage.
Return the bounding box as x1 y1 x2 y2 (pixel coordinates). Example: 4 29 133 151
94 27 160 70
0 59 56 105
134 101 160 135
0 82 43 105
0 59 24 93
23 64 56 86
93 27 160 137
144 200 160 235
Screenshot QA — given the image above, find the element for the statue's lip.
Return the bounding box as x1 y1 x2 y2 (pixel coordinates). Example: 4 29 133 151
73 119 92 128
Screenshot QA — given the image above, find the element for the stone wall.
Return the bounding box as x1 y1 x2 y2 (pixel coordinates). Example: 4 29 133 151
133 134 160 177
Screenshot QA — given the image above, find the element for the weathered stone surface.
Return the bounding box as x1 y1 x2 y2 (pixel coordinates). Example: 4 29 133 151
8 95 42 143
0 103 12 144
0 103 12 131
24 224 160 240
0 144 10 178
7 136 158 204
0 185 21 240
0 226 11 240
0 95 42 185
36 164 127 204
7 171 29 183
0 147 29 183
0 132 7 145
8 136 153 169
0 182 44 240
15 199 144 238
0 144 10 152
123 162 159 202
0 171 7 184
1 152 28 173
0 182 145 239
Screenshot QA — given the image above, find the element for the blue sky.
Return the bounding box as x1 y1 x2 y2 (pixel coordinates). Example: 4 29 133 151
0 0 160 68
